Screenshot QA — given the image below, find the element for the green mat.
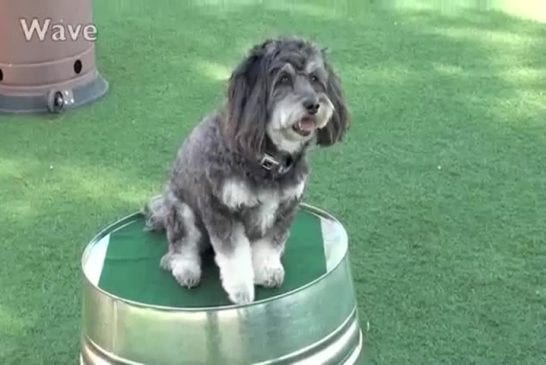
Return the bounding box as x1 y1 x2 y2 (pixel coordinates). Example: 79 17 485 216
88 209 330 307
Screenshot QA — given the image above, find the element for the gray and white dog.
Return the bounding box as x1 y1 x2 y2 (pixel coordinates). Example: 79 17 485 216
145 37 349 304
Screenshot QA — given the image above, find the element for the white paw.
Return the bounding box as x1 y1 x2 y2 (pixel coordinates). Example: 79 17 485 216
252 238 285 288
254 259 285 288
172 260 201 288
224 279 255 304
161 253 201 288
215 247 255 305
219 264 255 304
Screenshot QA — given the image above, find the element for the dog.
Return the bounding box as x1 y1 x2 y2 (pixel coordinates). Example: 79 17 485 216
145 37 349 304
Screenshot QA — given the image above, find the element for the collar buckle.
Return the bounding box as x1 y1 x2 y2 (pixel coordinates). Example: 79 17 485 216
259 154 280 171
260 153 292 174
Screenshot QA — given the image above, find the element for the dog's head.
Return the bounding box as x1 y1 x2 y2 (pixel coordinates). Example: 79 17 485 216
224 37 349 155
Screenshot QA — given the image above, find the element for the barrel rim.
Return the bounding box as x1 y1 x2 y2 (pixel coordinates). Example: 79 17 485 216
81 203 349 312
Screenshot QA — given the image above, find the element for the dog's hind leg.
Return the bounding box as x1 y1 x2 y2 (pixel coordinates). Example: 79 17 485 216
143 195 168 231
160 193 202 288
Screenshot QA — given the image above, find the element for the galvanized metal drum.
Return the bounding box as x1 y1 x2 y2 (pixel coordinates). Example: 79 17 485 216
81 204 364 364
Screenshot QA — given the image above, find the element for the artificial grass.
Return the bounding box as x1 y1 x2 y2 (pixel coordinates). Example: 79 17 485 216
1 1 545 364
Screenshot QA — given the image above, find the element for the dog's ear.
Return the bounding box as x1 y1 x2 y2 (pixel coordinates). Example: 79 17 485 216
316 60 350 146
225 44 271 155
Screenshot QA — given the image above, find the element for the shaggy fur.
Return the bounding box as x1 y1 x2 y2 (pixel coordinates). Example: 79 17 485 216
145 37 349 304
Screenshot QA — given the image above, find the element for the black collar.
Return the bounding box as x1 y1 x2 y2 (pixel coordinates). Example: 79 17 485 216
257 138 309 175
258 151 294 175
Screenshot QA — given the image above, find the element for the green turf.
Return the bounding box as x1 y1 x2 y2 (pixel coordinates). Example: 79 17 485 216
1 1 545 364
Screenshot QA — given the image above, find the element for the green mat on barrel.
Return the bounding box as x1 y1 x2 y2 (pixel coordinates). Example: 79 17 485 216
97 209 327 307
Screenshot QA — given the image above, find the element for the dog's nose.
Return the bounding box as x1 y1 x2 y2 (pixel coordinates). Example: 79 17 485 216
303 98 320 115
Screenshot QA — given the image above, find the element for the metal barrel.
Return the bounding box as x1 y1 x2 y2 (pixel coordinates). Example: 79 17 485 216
80 204 364 364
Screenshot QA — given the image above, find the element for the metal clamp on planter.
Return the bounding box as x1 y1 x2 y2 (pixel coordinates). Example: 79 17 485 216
47 90 75 113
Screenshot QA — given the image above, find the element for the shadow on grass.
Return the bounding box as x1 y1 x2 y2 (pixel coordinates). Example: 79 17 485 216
0 1 545 363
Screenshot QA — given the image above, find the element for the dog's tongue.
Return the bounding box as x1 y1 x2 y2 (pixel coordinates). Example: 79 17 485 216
299 117 317 131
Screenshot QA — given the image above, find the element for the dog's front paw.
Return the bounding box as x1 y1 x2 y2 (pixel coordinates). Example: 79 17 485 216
220 265 255 304
215 245 255 304
161 253 201 288
224 280 255 305
252 240 285 288
217 261 255 304
172 261 201 288
254 259 285 288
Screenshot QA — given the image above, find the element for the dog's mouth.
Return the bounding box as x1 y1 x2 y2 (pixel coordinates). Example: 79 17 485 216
292 116 317 137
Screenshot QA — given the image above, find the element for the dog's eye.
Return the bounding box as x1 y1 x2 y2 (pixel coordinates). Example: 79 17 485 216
279 73 291 85
310 74 320 83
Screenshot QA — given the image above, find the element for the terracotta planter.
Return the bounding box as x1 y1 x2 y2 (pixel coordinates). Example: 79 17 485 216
0 0 107 114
